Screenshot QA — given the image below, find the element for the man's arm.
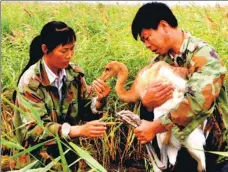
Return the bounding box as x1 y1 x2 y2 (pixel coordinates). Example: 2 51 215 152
161 46 226 127
136 46 226 143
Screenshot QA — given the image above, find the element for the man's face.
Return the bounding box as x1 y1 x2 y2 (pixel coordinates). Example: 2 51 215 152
140 26 170 55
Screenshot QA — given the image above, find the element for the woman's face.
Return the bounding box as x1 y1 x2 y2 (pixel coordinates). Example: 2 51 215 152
45 42 75 73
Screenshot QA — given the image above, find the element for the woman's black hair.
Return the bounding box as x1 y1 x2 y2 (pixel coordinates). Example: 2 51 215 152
13 21 76 102
131 2 178 40
17 21 76 85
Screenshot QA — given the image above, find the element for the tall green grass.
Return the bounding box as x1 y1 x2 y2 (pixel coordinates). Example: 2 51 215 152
2 1 228 171
2 2 228 90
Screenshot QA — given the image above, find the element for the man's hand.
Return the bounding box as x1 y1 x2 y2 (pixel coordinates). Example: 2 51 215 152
142 81 174 111
133 119 166 144
134 120 156 144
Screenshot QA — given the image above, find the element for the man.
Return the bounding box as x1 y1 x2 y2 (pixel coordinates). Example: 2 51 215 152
131 2 228 172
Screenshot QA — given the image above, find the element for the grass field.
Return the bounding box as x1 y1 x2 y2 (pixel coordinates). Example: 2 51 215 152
1 1 228 171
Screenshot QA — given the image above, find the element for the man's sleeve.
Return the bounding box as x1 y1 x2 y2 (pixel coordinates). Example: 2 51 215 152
159 46 227 141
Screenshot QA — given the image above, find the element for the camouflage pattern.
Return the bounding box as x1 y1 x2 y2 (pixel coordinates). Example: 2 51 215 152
151 34 227 151
13 58 95 147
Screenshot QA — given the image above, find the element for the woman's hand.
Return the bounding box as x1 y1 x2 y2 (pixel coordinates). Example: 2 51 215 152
69 120 107 138
142 81 174 111
92 79 111 101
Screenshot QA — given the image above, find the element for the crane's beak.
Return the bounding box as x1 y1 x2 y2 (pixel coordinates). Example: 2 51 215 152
98 72 108 82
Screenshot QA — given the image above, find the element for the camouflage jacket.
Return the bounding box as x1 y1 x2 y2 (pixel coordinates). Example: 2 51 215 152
13 58 97 147
151 33 227 146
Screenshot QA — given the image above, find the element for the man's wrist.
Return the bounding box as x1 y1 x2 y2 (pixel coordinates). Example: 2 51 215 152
152 119 167 134
159 113 174 131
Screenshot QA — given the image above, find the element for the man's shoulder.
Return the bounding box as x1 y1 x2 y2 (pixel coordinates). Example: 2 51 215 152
189 36 221 60
187 36 214 53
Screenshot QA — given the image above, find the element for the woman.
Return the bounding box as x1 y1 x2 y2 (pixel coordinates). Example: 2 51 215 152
13 21 110 170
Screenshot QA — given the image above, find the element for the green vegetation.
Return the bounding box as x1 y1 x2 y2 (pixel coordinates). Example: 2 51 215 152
1 1 228 171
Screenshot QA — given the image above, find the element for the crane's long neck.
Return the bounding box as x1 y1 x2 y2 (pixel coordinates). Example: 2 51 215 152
115 66 138 103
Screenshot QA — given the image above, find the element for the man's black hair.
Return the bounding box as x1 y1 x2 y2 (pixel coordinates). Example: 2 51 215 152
131 2 178 40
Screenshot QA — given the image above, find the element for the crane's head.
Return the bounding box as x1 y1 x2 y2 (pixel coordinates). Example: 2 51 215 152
99 61 128 81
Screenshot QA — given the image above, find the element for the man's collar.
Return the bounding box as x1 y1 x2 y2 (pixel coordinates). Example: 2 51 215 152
169 31 191 59
169 31 191 66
